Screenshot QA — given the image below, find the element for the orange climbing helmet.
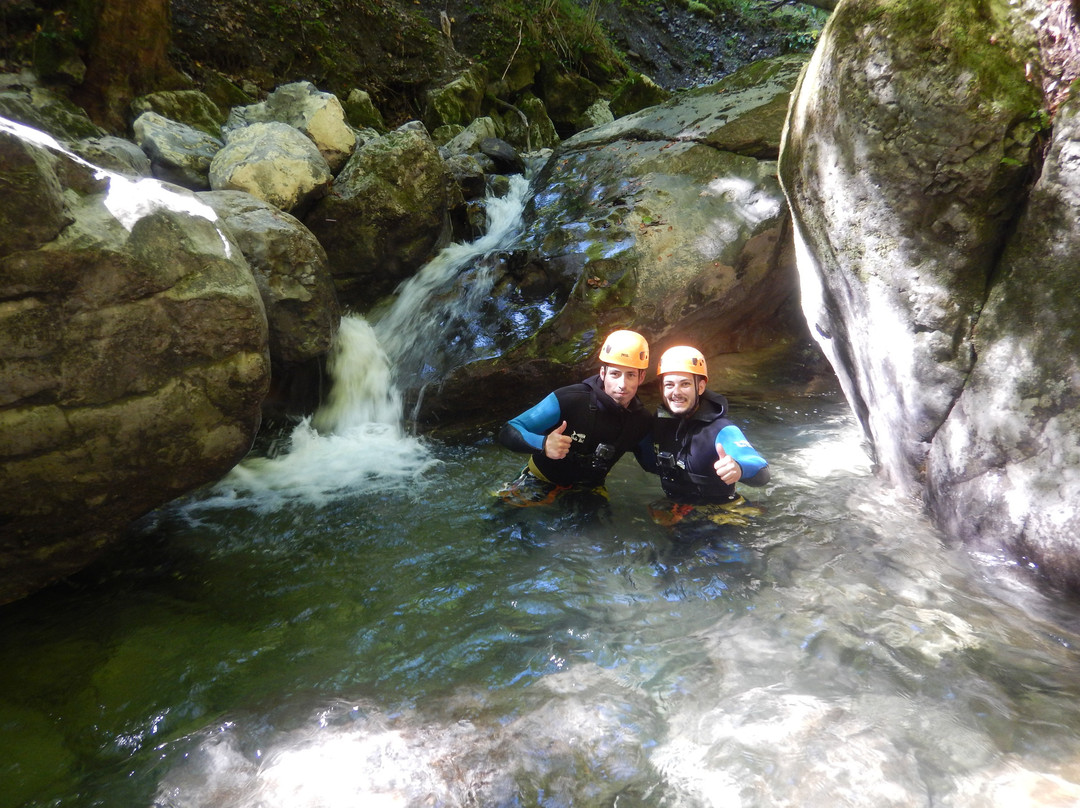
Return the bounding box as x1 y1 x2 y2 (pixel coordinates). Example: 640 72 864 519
599 330 650 370
657 346 708 381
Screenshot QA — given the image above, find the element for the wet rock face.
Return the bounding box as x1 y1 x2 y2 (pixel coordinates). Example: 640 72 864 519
419 56 812 429
926 88 1080 589
200 190 340 365
0 135 270 604
781 0 1080 588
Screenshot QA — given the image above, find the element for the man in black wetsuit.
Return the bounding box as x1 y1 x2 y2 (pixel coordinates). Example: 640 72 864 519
496 330 655 507
649 345 769 525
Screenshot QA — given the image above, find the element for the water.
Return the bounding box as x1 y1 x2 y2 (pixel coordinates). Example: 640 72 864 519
6 169 1080 806
6 398 1080 807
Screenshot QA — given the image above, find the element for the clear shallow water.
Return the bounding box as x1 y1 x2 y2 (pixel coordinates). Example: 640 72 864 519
5 396 1080 807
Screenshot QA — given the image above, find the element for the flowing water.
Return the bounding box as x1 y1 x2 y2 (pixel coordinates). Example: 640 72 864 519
6 176 1080 808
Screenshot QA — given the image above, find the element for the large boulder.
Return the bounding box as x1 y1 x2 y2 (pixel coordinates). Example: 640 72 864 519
209 121 333 215
304 123 454 310
199 190 341 365
0 133 270 604
779 0 1080 586
0 123 72 255
926 85 1080 587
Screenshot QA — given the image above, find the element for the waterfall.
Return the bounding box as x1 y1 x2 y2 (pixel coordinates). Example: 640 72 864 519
193 174 533 511
373 173 532 395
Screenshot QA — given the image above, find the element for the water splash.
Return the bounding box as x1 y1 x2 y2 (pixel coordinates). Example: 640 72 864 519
190 175 534 511
190 317 438 513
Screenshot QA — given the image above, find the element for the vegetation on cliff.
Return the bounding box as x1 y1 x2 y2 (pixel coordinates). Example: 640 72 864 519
0 0 826 132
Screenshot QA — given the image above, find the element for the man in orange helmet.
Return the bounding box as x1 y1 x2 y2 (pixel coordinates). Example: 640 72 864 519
649 345 769 525
496 329 655 507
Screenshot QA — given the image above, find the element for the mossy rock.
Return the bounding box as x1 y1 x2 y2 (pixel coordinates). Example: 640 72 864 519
130 89 226 138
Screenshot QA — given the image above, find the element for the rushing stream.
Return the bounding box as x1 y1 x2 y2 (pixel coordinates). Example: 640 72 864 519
5 176 1080 808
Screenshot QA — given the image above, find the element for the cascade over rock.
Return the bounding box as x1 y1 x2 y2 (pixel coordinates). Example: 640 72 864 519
779 0 1080 588
422 55 813 427
0 125 270 604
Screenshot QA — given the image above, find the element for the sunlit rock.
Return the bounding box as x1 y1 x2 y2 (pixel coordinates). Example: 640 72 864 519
779 0 1080 587
439 115 500 157
926 83 1080 588
224 81 357 173
70 134 153 179
209 121 332 214
133 110 224 191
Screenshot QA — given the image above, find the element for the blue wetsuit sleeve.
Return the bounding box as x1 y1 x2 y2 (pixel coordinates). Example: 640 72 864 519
717 424 770 486
498 393 563 454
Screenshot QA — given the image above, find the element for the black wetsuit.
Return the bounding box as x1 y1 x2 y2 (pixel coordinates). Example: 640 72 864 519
652 390 769 503
499 374 654 487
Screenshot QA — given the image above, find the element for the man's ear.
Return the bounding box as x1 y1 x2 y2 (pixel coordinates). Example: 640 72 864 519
697 378 707 395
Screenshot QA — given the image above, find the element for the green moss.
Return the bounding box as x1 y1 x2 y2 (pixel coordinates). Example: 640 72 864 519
847 0 1038 103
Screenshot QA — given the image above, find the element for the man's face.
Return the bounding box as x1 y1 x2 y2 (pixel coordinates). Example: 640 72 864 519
661 372 705 416
600 364 644 408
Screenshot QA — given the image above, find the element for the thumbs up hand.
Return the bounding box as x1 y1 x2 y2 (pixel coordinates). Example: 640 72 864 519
544 420 572 459
714 443 742 484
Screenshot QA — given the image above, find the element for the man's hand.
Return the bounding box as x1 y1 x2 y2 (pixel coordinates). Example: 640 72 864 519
544 421 572 459
714 443 742 484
